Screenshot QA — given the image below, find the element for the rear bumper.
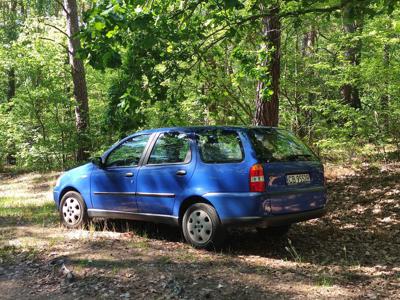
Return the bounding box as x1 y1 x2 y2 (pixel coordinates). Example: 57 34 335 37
221 207 327 227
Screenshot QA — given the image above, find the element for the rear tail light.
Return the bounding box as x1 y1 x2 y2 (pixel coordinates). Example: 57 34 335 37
250 164 265 192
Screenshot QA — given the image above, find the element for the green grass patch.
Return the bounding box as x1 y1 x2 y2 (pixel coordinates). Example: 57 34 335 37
0 196 58 226
315 274 335 287
0 245 40 263
157 255 173 264
128 239 149 249
0 245 18 262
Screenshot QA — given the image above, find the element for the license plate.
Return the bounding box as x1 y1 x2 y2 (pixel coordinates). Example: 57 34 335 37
286 173 310 185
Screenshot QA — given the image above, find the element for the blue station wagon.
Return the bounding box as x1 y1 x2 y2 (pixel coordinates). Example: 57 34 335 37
54 126 327 248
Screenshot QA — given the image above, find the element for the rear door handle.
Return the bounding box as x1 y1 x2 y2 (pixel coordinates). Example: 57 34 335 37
125 172 134 177
176 170 187 176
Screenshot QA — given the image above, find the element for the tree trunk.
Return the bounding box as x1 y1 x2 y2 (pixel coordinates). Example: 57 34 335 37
7 69 15 100
341 2 363 109
253 4 281 127
5 1 18 165
64 0 90 162
302 29 317 57
6 1 17 102
302 27 317 139
381 44 390 131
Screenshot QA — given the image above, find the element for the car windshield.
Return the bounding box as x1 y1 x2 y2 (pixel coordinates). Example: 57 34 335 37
248 128 318 162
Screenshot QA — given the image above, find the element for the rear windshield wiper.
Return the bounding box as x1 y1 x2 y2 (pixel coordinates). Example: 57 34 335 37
283 154 313 161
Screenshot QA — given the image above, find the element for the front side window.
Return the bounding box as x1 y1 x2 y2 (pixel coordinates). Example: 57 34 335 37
148 132 191 164
106 135 150 167
197 130 244 163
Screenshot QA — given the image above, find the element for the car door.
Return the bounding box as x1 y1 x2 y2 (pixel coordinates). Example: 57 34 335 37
135 131 195 215
90 134 151 212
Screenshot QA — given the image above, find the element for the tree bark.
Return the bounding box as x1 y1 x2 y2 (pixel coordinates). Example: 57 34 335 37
7 69 15 101
301 27 317 139
341 1 363 109
302 29 317 57
64 0 90 161
381 44 390 131
5 1 17 102
253 4 281 127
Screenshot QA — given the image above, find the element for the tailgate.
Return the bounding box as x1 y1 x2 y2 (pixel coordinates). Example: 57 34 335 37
264 161 326 215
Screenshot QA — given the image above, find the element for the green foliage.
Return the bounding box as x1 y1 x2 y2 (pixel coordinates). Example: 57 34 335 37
0 13 114 170
1 0 400 170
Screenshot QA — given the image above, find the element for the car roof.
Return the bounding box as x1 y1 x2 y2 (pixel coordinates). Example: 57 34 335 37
135 125 277 135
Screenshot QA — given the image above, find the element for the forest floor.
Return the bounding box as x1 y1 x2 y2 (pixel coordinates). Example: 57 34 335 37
0 162 399 299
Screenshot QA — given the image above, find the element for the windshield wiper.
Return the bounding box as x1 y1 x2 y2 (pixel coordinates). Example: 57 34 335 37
283 154 313 161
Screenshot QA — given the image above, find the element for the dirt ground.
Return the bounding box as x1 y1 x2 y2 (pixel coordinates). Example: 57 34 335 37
0 163 399 299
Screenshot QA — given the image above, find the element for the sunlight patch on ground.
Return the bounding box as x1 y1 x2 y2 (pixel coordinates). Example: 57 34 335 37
0 172 59 226
0 172 59 201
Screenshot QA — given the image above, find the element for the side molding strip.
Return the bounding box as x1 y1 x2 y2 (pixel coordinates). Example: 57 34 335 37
94 192 136 196
136 192 175 198
93 192 175 198
87 209 179 226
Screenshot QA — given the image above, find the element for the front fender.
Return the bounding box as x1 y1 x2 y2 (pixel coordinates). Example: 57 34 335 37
53 163 94 209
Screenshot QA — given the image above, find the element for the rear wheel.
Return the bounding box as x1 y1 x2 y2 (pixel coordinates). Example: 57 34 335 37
182 203 225 249
60 191 88 229
256 225 291 238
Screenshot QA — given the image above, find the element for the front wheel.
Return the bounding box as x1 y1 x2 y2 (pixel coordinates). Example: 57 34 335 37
182 203 225 249
60 191 88 229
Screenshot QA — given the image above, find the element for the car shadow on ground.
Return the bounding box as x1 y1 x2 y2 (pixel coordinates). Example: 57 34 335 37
89 165 399 270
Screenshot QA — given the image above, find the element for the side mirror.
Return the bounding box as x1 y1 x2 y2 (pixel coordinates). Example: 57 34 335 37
91 156 104 168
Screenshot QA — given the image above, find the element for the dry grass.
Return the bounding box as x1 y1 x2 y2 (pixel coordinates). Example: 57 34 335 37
0 172 60 228
0 164 399 299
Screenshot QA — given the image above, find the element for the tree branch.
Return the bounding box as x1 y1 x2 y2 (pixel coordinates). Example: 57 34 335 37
280 1 349 18
39 37 71 54
195 1 348 54
45 23 69 37
54 0 68 16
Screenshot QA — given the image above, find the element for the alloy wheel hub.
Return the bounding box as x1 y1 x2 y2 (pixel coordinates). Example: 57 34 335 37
62 197 81 226
187 209 213 243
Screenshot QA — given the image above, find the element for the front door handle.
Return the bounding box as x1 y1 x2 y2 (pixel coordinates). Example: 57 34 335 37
176 170 187 176
125 172 134 177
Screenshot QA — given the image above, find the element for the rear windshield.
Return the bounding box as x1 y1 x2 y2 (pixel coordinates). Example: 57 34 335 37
196 130 244 163
248 128 318 162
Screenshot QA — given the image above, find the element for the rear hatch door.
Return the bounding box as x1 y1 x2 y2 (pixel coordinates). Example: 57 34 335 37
264 161 325 214
248 128 326 215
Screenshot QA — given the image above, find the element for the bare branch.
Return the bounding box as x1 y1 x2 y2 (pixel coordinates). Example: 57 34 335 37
39 37 71 54
45 23 69 37
54 0 68 15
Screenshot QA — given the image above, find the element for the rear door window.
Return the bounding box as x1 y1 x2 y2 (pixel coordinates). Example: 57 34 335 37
248 128 318 162
147 132 191 165
197 130 244 163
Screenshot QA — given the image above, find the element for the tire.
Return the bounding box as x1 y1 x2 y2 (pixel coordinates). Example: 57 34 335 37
256 225 291 239
182 203 225 249
59 191 88 229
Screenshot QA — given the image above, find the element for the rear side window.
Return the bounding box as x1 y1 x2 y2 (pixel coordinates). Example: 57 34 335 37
248 128 318 162
148 132 191 164
197 130 244 163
